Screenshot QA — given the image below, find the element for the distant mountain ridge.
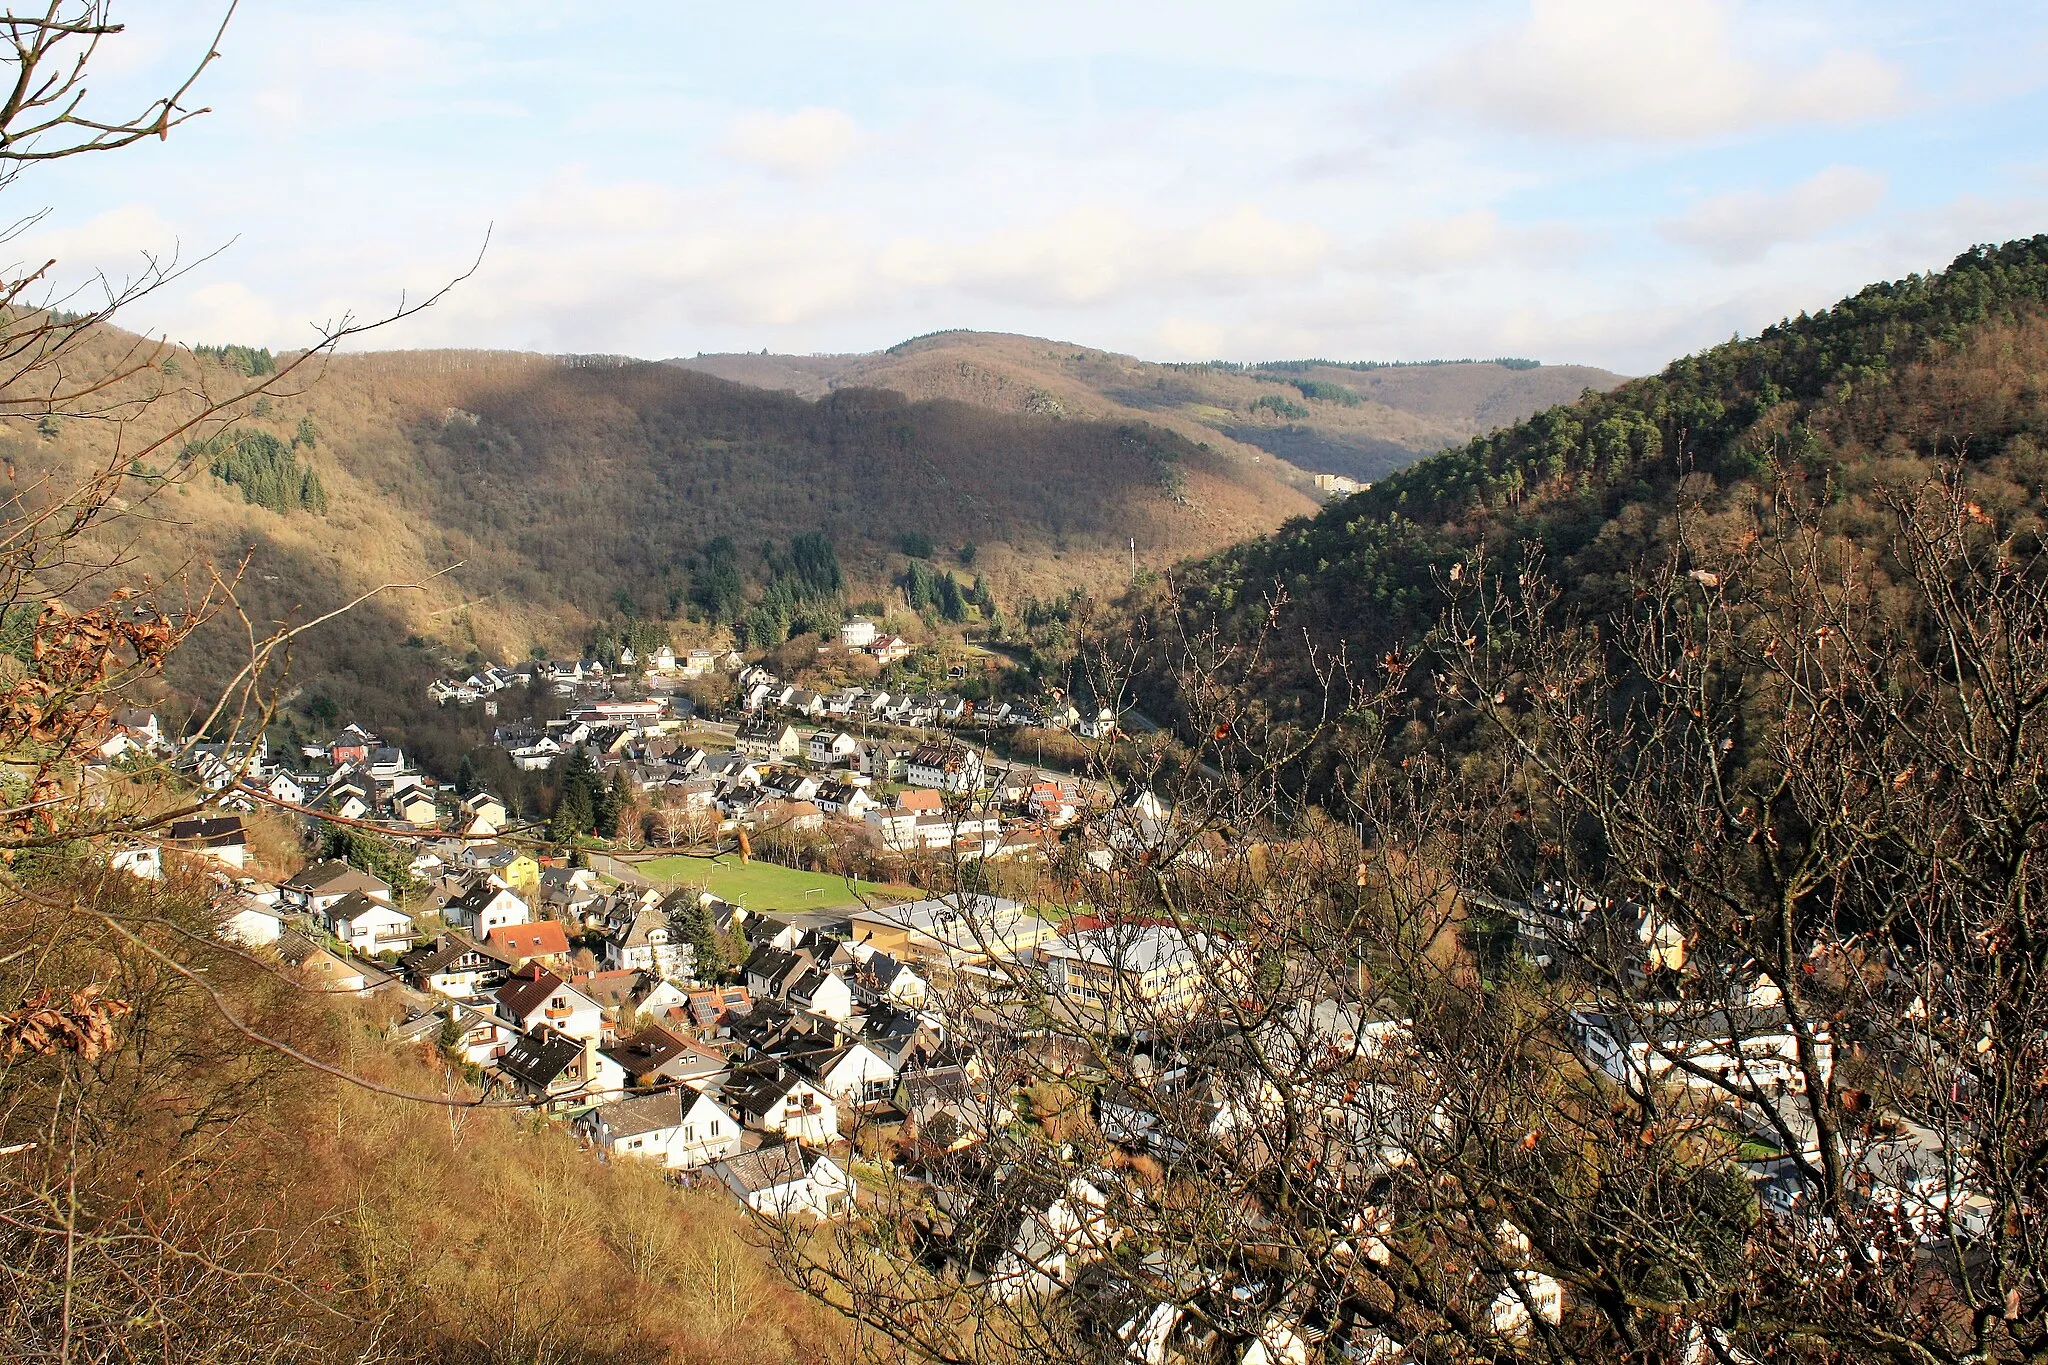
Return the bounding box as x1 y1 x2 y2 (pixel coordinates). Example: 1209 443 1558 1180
669 333 1627 484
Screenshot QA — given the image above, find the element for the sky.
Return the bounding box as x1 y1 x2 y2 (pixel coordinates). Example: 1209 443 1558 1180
11 0 2048 374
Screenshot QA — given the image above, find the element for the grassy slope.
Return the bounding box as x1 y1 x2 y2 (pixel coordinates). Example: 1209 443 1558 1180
673 332 1625 484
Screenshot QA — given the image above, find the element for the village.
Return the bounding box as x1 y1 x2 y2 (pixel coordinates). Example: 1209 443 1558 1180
80 611 1985 1363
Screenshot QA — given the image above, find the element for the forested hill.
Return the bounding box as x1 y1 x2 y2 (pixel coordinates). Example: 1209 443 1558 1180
34 339 1312 717
1148 235 2048 732
672 333 1625 484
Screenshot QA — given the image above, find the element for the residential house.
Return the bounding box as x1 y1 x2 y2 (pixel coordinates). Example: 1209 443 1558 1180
806 732 860 771
218 893 284 948
682 985 753 1037
441 876 533 937
163 815 248 869
784 966 855 1022
601 1023 728 1088
484 919 572 971
736 718 802 761
785 689 826 719
460 845 538 897
897 1065 988 1153
839 618 877 650
275 930 370 994
937 1173 1113 1303
755 798 825 835
392 789 440 827
579 1087 743 1170
459 791 508 835
603 902 694 980
726 1060 839 1145
906 743 984 794
402 933 513 998
261 770 307 808
328 724 379 767
1568 1004 1831 1096
577 970 692 1034
496 1027 620 1107
326 892 416 955
853 948 928 1009
867 634 914 665
495 964 604 1042
814 782 878 820
787 1037 897 1108
711 1143 854 1220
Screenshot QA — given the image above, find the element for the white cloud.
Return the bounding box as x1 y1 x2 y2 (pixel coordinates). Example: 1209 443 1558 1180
721 107 863 177
1659 165 1887 263
1421 0 1904 140
882 205 1329 307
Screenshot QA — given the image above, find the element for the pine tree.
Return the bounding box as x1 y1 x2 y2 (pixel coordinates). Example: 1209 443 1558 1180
456 752 477 796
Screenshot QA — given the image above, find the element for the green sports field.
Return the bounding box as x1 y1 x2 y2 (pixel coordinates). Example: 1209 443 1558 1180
629 855 906 912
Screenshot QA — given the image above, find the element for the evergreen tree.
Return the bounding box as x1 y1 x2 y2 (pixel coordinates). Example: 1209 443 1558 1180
455 752 477 796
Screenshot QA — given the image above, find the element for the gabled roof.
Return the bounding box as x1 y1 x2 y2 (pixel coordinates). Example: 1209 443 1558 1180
495 963 576 1019
165 814 247 846
597 1089 685 1140
714 1142 810 1193
285 859 390 897
485 920 570 960
445 876 521 918
498 1027 585 1090
328 890 409 924
603 1024 726 1082
400 932 509 978
726 1061 820 1116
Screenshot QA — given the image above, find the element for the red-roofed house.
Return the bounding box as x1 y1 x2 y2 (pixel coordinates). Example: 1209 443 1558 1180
485 919 572 969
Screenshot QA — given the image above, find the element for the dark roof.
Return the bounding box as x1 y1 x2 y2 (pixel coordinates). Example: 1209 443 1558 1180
446 877 517 917
328 890 403 922
400 932 509 979
603 1025 724 1082
165 815 246 846
714 1143 810 1194
498 1028 585 1090
726 1061 815 1117
495 964 571 1019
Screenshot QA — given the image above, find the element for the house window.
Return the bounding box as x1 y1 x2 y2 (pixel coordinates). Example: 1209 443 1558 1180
683 1125 695 1141
710 1121 721 1135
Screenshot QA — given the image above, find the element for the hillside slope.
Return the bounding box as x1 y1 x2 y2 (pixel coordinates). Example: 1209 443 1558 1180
1144 235 2048 749
672 333 1625 484
29 340 1313 717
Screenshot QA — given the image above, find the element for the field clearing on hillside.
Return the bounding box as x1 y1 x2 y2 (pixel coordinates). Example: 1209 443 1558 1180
634 854 909 910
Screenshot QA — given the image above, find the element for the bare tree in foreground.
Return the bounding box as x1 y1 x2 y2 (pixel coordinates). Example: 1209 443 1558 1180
0 7 480 1360
760 473 2048 1365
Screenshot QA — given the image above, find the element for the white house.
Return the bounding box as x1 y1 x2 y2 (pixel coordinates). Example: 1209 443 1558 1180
441 876 532 937
839 618 877 650
326 892 416 955
728 1062 840 1145
1568 1004 1831 1096
906 743 984 794
784 966 855 1023
791 1039 898 1109
280 860 393 916
495 964 604 1042
807 729 861 767
579 1086 743 1170
711 1143 854 1220
603 902 693 980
